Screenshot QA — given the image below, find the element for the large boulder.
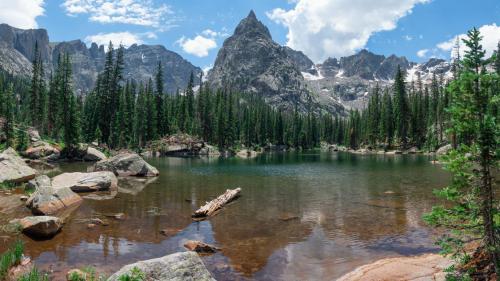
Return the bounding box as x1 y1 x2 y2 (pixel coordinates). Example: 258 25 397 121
14 216 62 239
26 175 82 215
199 145 221 157
83 147 107 161
93 153 159 177
0 148 37 183
437 144 452 156
107 251 215 281
23 141 60 160
52 172 118 193
236 149 258 159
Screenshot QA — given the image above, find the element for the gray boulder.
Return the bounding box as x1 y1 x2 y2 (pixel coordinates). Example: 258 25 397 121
0 147 37 183
93 153 159 177
52 172 118 192
83 147 107 161
13 216 62 239
437 144 452 156
107 251 215 281
236 149 258 159
26 175 82 215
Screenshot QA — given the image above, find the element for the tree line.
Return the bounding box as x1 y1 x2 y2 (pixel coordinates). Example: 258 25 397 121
0 38 498 156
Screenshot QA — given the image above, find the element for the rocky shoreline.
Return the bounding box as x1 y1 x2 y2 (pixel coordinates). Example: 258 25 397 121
337 254 451 281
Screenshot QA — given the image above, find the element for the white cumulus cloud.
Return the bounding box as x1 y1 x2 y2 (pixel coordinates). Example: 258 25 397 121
416 49 429 58
176 28 228 57
437 24 500 59
267 0 430 62
85 31 145 47
0 0 45 29
61 0 174 28
176 35 217 58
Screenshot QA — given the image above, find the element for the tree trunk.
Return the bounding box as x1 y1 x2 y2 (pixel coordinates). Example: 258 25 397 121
192 188 241 219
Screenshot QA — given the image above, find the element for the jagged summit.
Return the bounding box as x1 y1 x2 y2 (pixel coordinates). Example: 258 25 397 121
234 10 272 39
207 10 344 114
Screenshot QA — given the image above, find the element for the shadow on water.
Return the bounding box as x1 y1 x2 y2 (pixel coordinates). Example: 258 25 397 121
0 151 449 280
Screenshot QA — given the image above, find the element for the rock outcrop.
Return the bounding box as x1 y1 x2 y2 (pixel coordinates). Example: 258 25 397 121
13 216 62 239
93 153 159 177
107 252 215 281
25 175 82 215
51 172 118 192
0 147 37 184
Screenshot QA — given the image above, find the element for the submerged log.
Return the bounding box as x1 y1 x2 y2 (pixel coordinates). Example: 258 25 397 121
192 188 241 219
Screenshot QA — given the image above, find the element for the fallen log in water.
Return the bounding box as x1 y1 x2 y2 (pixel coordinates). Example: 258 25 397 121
192 188 241 219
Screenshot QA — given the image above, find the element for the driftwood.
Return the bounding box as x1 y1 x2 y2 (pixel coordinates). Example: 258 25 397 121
192 188 241 219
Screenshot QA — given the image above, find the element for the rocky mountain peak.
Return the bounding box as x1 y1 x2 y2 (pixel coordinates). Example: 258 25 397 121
207 11 344 114
234 10 272 39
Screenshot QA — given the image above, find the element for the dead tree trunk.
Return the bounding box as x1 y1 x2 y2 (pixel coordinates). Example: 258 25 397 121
192 188 241 219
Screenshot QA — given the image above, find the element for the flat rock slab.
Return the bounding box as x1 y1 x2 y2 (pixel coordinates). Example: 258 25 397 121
337 254 451 281
0 148 37 183
52 172 118 193
107 251 215 281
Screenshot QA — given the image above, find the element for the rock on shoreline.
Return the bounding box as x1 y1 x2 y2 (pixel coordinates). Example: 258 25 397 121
107 252 215 281
0 148 37 184
93 153 159 177
337 254 451 281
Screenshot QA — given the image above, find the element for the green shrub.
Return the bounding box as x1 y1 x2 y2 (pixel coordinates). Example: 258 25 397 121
118 267 145 281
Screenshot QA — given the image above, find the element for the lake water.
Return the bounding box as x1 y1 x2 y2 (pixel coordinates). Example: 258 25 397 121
0 151 450 280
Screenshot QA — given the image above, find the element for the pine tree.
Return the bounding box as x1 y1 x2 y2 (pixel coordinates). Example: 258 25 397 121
155 61 165 137
60 54 80 154
4 84 15 148
393 66 409 148
425 27 499 278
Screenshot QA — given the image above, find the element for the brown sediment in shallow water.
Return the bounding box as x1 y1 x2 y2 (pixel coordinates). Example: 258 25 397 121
0 153 451 280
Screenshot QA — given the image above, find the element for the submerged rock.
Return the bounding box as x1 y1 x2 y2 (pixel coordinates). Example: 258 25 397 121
93 153 159 177
26 175 82 215
52 172 118 193
14 216 62 239
107 251 215 281
184 240 219 253
0 147 37 184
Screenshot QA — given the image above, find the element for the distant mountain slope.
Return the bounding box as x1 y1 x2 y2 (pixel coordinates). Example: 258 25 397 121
0 23 202 94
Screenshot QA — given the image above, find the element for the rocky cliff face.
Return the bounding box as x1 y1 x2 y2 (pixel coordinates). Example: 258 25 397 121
0 24 201 94
207 11 344 114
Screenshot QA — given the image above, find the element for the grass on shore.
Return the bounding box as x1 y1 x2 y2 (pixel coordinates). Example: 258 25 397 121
0 240 24 280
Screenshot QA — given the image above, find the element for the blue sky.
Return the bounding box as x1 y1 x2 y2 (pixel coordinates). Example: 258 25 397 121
1 0 499 69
